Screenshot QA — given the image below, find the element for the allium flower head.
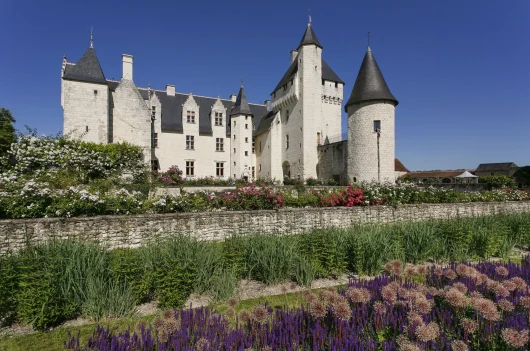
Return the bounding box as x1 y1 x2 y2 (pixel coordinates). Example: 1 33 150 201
473 298 500 321
495 266 509 278
446 288 468 309
195 337 210 351
405 264 416 276
251 305 269 325
373 301 386 315
510 277 528 291
238 309 251 323
456 264 471 277
434 266 443 276
332 301 352 321
452 282 468 294
519 296 530 310
310 301 327 319
320 290 335 306
416 265 428 275
415 322 440 342
501 328 529 348
444 269 457 280
461 318 478 334
451 340 468 351
228 296 238 308
498 299 515 312
346 287 371 303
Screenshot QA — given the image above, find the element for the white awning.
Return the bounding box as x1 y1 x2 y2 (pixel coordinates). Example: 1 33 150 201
455 171 478 178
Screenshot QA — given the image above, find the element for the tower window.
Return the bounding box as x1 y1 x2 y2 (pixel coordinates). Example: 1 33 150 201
259 142 262 153
151 132 158 148
216 138 224 151
335 82 338 88
252 141 255 154
286 110 290 122
214 112 223 126
286 134 289 149
245 151 248 156
85 126 89 132
245 124 248 129
245 116 248 120
186 135 195 150
245 137 248 143
94 90 98 95
374 120 381 132
186 161 194 176
151 106 156 120
151 160 159 172
187 111 196 123
233 134 236 140
234 120 236 127
216 162 224 176
233 148 236 154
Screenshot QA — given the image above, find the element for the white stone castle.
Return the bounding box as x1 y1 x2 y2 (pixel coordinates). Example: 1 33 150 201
61 21 400 184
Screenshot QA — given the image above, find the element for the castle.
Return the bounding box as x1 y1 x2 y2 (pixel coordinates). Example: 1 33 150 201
61 21 399 184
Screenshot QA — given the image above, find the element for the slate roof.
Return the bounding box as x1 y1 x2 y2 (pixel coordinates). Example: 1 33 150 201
63 48 107 84
345 47 398 111
298 24 322 49
476 162 518 172
255 111 277 136
107 81 268 136
272 57 343 94
230 86 253 116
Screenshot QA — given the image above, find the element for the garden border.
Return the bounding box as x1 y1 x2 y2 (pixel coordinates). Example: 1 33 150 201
1 201 530 254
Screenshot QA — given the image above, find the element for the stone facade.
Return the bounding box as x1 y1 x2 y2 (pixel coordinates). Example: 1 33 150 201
317 141 347 183
347 101 395 183
1 202 529 254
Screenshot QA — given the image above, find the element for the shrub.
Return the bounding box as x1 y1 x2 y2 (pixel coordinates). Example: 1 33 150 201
319 185 364 207
479 174 516 189
0 253 19 326
157 165 183 186
305 177 322 186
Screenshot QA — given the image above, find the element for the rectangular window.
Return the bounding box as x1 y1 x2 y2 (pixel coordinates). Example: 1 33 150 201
259 142 262 153
151 159 159 172
374 120 381 132
214 112 223 126
233 148 236 154
151 132 158 148
186 135 194 150
245 151 248 156
286 134 289 149
252 166 255 178
186 161 194 176
245 124 248 129
233 120 236 127
216 138 224 151
187 111 196 123
234 162 236 166
286 110 290 122
233 134 236 140
259 164 261 171
216 162 224 176
252 141 255 154
245 116 248 120
245 137 248 143
151 106 156 120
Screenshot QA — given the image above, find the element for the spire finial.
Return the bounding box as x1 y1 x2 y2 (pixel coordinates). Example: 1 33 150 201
367 31 370 48
308 9 312 26
90 27 94 48
240 78 244 88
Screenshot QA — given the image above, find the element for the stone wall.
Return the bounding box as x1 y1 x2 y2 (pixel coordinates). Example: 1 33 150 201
1 202 529 254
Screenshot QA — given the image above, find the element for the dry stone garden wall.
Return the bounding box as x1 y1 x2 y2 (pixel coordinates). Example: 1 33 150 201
1 201 530 254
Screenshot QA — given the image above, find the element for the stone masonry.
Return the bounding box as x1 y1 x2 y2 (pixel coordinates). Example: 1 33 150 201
1 202 529 254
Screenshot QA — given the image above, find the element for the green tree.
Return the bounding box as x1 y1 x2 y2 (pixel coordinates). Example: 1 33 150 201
514 166 530 187
478 174 516 189
0 108 17 156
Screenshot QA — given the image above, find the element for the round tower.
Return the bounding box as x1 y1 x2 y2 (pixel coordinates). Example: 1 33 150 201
345 46 398 183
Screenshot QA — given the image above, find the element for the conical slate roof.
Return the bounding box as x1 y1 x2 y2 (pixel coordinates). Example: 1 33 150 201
230 86 252 116
345 47 398 111
63 48 107 84
298 24 322 49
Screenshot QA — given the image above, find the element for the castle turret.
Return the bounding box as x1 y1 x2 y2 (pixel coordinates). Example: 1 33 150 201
230 85 253 180
62 34 111 144
346 46 398 183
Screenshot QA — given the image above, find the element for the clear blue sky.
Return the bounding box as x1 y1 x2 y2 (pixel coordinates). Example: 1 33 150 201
1 0 528 171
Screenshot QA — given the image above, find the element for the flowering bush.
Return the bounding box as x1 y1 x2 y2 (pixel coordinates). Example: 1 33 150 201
214 184 285 210
320 185 364 207
157 165 183 186
66 256 530 351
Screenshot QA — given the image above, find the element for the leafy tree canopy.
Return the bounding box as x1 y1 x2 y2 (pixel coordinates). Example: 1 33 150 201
0 108 17 156
514 166 530 185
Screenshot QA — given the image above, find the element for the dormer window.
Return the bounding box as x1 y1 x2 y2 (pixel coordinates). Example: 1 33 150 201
187 111 196 123
214 112 223 126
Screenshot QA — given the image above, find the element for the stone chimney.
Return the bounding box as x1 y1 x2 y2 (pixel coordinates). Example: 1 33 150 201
290 50 298 63
122 54 133 80
166 84 175 96
264 100 271 111
229 94 237 102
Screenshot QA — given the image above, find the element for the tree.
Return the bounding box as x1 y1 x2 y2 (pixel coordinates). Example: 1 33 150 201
0 108 16 157
514 166 530 187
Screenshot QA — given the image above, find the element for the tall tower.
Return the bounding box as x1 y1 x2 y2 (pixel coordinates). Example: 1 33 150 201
297 20 322 179
346 46 398 183
62 34 110 143
230 85 254 180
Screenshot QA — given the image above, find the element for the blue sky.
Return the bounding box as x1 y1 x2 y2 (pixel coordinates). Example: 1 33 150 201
1 0 528 171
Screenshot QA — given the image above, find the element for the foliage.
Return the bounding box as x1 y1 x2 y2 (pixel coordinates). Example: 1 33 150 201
319 185 364 207
0 107 16 158
479 174 516 189
0 253 19 326
514 166 530 186
67 256 530 351
214 184 285 210
157 165 183 186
